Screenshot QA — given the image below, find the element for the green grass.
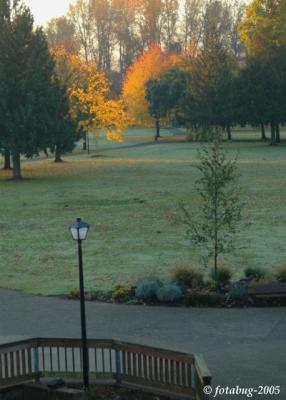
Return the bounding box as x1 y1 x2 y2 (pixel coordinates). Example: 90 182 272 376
1 127 286 295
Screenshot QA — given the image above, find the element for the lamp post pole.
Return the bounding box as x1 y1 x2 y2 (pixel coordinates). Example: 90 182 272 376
70 218 90 392
77 238 89 390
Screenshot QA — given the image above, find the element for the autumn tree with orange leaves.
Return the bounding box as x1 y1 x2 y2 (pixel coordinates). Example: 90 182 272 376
122 44 179 125
52 47 129 143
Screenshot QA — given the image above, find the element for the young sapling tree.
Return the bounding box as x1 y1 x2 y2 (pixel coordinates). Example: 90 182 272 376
182 131 243 281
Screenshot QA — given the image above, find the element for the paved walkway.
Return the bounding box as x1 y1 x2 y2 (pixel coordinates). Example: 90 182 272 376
0 289 285 399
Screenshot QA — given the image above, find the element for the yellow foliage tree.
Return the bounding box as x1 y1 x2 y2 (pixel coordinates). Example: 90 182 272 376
51 46 129 142
122 43 179 125
239 0 286 59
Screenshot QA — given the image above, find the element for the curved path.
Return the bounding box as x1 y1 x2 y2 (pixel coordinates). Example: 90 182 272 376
0 289 285 399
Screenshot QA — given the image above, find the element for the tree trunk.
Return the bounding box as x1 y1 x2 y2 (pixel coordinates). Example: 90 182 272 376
12 152 22 180
119 42 123 74
214 246 218 283
214 190 218 282
275 124 280 143
226 124 232 141
54 146 63 163
261 124 267 141
155 119 160 141
3 149 11 170
87 133 90 154
270 122 276 145
83 134 87 150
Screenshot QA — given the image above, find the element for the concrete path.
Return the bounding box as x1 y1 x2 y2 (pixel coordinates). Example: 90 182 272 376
0 289 285 399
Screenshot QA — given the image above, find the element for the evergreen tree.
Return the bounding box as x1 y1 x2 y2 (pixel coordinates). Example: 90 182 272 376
0 0 76 178
0 1 51 178
234 58 269 140
0 73 10 169
145 67 187 139
184 31 237 137
47 80 77 162
235 48 286 144
145 78 169 140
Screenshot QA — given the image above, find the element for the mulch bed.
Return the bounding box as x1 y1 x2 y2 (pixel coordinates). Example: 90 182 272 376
50 281 286 308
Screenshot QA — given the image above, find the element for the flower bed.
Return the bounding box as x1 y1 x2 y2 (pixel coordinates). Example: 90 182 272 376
65 264 286 308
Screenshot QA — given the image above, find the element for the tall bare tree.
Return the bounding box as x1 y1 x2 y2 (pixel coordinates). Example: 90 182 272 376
181 0 205 55
137 0 163 47
112 0 141 73
45 16 79 54
161 0 179 51
52 0 246 72
90 0 115 70
68 0 95 63
228 0 245 60
202 1 232 50
182 0 245 58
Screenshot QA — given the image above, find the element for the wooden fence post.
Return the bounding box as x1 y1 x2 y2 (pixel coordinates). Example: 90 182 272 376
33 346 40 383
115 349 121 383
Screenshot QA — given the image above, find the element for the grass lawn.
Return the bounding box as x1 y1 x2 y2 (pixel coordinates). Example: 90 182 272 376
0 127 286 295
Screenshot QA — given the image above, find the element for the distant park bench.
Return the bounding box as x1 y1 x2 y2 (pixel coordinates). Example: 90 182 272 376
167 128 186 136
248 282 286 298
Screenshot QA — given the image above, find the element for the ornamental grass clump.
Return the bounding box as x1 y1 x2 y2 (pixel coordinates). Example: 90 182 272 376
135 278 163 300
171 266 204 290
156 283 182 303
112 284 131 303
211 265 233 288
274 263 286 283
69 288 80 299
244 266 266 280
227 286 248 306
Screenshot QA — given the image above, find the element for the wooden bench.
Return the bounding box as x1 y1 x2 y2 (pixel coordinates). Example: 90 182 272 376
248 282 286 298
167 128 186 136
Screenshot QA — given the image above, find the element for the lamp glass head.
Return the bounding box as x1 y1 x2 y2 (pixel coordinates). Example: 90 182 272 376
69 218 90 241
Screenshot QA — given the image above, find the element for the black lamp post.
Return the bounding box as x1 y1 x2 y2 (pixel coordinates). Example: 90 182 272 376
69 218 90 391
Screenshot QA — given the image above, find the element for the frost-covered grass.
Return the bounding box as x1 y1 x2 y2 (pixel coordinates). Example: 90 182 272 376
0 127 286 295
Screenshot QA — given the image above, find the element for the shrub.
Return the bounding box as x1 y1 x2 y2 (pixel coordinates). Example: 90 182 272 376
156 284 182 303
184 290 225 307
244 266 265 279
187 126 210 142
204 278 218 291
112 285 131 303
274 264 286 283
135 278 163 300
69 288 80 299
172 266 204 289
212 266 232 287
227 286 248 305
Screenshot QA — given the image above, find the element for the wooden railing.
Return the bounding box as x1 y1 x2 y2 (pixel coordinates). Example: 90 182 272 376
0 338 211 400
0 339 40 388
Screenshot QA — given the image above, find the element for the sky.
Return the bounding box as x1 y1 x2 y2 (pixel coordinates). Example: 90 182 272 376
24 0 71 26
24 0 249 27
24 0 186 26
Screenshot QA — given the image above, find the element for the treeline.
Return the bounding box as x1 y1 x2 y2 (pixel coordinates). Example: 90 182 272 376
144 0 286 144
46 0 245 73
1 0 285 179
